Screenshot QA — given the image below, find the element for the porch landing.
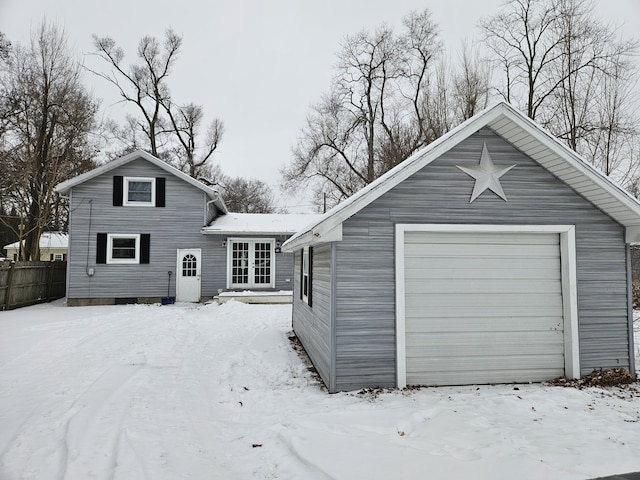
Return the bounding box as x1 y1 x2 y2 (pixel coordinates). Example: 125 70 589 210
215 290 293 305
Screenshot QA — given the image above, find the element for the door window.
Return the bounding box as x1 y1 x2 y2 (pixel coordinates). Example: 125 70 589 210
182 254 197 277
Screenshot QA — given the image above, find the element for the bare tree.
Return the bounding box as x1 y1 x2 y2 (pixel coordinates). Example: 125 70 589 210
162 101 225 178
480 0 571 120
0 32 9 61
0 32 12 137
452 43 491 120
282 9 442 208
90 29 182 157
217 176 276 213
90 29 225 179
480 0 639 183
0 21 98 260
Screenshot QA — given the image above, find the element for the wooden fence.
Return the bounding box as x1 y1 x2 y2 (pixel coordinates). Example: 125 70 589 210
0 261 67 311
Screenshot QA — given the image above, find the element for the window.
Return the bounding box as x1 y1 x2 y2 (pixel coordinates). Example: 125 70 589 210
97 233 149 264
107 234 140 264
301 246 312 306
123 177 155 206
113 176 165 207
182 254 197 277
52 253 64 261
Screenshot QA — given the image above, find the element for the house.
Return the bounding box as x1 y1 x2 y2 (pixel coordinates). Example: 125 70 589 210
282 101 640 393
3 231 68 261
56 150 318 306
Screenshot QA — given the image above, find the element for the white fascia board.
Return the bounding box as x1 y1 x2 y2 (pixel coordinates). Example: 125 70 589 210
281 223 343 252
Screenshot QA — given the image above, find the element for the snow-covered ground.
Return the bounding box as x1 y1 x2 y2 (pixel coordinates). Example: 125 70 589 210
1 300 639 480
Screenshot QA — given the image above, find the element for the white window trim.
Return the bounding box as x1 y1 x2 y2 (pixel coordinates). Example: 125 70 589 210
123 176 156 206
107 233 140 264
302 247 310 304
53 253 64 261
226 238 276 289
395 223 579 389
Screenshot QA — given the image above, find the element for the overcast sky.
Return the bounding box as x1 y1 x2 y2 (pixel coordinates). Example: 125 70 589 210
1 0 639 212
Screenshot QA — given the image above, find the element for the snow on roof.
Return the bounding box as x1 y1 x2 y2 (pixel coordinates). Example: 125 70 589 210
3 232 68 250
202 213 323 236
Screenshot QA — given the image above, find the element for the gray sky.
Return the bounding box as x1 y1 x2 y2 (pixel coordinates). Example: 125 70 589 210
1 0 639 212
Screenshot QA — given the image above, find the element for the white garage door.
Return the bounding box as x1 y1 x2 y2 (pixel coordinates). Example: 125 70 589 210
404 231 565 386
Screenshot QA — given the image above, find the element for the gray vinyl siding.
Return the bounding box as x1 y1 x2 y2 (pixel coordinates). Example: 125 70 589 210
66 158 293 300
330 127 630 391
292 244 333 389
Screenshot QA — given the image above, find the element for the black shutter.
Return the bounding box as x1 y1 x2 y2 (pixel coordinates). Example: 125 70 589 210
299 250 304 301
113 176 123 206
140 234 150 264
155 178 165 207
308 247 313 307
96 233 107 264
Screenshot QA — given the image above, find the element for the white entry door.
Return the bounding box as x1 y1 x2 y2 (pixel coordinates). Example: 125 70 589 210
176 248 201 302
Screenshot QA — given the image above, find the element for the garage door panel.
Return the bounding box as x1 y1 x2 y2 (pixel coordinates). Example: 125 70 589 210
405 232 559 245
406 331 564 355
405 279 562 294
405 316 564 332
406 305 563 318
406 353 565 372
406 366 565 387
403 231 565 387
406 292 563 308
405 243 559 258
405 261 560 279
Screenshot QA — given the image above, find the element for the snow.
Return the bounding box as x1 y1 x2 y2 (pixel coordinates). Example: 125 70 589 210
203 213 323 235
1 300 639 479
3 231 68 250
217 290 292 297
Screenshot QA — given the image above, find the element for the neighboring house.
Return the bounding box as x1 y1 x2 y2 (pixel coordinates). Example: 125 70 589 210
56 150 317 306
3 232 68 261
282 101 640 393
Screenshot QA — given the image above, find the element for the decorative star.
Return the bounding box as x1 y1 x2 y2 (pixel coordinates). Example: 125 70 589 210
457 143 516 202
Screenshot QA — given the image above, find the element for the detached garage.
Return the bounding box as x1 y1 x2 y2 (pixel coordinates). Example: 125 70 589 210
282 102 639 393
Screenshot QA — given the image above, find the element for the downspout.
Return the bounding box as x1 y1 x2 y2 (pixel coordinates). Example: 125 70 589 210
205 191 228 226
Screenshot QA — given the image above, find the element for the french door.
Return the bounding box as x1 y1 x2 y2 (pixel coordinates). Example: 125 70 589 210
228 239 275 288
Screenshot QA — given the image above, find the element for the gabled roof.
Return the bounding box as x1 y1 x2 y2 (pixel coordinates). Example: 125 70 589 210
202 213 323 236
55 150 228 213
282 101 640 252
4 232 68 250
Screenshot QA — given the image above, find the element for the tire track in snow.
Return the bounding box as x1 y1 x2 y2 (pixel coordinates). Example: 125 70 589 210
59 364 147 479
0 307 162 479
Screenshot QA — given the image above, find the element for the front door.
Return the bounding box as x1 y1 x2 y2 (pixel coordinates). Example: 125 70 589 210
228 239 274 289
176 248 201 302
